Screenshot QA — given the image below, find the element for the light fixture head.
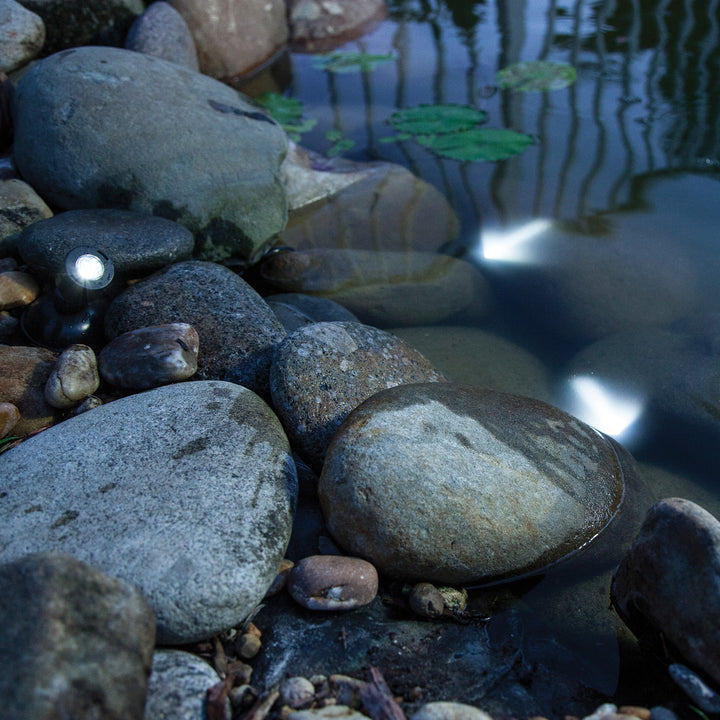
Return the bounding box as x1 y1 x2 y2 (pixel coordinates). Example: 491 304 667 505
64 247 114 290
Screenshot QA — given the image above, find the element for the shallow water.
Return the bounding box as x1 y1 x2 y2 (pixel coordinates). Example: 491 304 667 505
251 0 720 704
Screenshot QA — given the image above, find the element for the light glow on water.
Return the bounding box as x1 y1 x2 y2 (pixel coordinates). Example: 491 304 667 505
478 219 553 263
565 375 644 440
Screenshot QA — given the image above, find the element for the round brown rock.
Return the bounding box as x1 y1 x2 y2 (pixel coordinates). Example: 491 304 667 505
287 555 378 610
319 383 627 585
44 344 99 409
0 401 20 438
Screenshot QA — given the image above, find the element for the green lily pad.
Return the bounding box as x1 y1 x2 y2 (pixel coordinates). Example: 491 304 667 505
312 52 396 74
497 61 577 92
416 128 533 161
255 92 317 141
388 104 487 136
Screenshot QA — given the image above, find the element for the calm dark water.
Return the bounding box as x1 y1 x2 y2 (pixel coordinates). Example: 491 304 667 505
261 0 720 702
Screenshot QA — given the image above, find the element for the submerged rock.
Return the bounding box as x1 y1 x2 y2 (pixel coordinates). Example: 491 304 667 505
320 383 627 584
260 249 488 327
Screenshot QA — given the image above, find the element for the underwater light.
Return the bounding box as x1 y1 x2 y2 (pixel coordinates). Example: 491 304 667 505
21 247 115 350
479 218 552 263
565 375 644 440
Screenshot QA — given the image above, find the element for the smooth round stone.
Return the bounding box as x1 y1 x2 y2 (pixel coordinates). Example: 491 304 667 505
0 0 45 74
0 344 60 435
19 208 195 279
411 703 494 720
0 401 20 438
0 552 155 720
270 321 444 470
145 649 229 720
287 555 378 610
12 46 288 262
0 270 39 310
409 582 445 619
98 323 199 389
170 0 287 81
280 154 459 254
392 326 551 402
279 676 316 708
125 1 199 70
44 344 99 409
260 249 489 327
0 380 297 643
0 179 53 256
611 498 720 690
105 261 285 396
266 293 359 333
320 383 626 584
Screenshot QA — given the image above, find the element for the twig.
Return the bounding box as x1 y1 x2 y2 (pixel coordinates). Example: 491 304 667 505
359 667 407 720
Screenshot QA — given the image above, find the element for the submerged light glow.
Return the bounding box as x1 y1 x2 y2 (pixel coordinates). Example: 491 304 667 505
565 375 644 440
478 218 553 263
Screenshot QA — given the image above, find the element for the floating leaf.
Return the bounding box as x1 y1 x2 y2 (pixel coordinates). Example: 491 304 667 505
325 129 344 142
325 129 355 157
312 52 396 74
255 92 317 141
388 104 487 136
497 61 577 92
416 128 533 161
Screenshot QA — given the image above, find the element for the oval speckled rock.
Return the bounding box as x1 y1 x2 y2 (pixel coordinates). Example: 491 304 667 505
319 383 626 585
270 321 444 470
0 401 20 438
105 260 285 396
287 555 378 610
44 344 99 409
98 323 199 389
0 380 297 644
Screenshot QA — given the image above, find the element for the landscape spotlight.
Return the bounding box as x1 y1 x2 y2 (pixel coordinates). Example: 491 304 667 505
21 246 115 350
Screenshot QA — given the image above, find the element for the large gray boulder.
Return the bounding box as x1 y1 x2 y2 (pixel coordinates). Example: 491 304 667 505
0 552 155 720
12 46 288 262
0 380 297 643
320 383 627 584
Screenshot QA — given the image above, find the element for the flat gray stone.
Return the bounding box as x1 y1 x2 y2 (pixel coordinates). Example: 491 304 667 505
0 552 155 720
12 46 288 262
319 383 626 584
0 380 297 643
19 208 195 278
105 260 286 396
145 649 228 720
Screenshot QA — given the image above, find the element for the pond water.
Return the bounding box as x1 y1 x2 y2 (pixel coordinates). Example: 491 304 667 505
249 0 720 707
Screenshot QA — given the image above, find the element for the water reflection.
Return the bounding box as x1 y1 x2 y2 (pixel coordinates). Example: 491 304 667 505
563 375 644 443
476 218 553 262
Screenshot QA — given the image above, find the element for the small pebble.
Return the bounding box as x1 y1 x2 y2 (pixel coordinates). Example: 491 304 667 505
235 632 262 660
411 701 494 720
0 270 39 309
437 586 468 613
0 401 20 438
265 558 295 598
280 676 316 709
287 555 378 611
618 707 651 720
409 583 445 619
329 675 366 708
229 685 258 712
44 344 99 409
72 395 103 415
98 323 199 389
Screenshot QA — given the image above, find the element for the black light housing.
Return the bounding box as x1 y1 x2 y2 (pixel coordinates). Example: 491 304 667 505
21 247 115 350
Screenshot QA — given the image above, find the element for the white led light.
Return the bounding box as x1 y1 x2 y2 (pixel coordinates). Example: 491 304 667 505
74 253 105 283
479 219 552 263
